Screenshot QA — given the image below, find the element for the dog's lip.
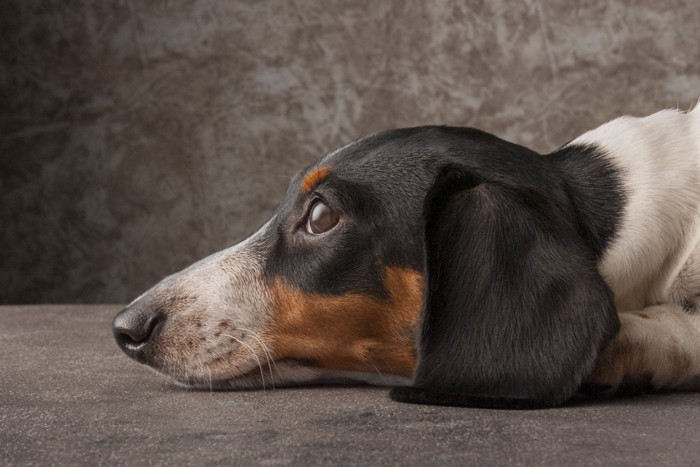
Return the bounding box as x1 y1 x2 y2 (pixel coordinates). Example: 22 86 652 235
170 358 318 389
231 358 317 378
230 358 316 379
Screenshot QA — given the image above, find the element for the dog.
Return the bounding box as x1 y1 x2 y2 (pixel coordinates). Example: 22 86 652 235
113 105 700 409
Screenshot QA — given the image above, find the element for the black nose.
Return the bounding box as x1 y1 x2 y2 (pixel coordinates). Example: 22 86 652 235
112 304 165 363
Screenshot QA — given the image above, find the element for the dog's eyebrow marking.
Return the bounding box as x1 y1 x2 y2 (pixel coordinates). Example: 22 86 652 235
301 167 330 194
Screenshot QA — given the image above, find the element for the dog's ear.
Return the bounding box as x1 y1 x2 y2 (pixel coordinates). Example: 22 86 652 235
390 165 619 409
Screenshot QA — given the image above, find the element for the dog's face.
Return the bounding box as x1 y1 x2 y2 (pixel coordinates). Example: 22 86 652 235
113 127 467 388
114 125 620 407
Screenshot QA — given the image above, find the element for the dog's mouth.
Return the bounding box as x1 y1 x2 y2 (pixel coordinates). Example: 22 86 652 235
162 358 328 390
161 357 398 390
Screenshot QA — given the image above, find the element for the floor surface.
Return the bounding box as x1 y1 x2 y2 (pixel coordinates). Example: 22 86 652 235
2 305 700 466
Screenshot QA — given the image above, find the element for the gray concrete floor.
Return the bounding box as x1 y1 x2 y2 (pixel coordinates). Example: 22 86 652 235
2 305 700 466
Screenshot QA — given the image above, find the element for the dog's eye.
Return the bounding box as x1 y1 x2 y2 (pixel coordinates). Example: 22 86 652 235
306 200 339 234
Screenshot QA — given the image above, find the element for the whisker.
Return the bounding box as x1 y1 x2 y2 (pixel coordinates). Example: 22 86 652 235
368 360 387 385
207 346 240 387
237 327 278 389
223 333 267 391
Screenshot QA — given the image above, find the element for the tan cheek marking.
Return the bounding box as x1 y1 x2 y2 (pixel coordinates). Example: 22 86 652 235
301 167 330 194
264 267 424 377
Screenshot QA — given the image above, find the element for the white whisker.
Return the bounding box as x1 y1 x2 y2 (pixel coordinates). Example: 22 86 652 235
368 360 387 385
223 333 267 391
237 327 278 389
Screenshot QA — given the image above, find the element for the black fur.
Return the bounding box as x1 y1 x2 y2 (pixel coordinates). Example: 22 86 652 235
550 144 626 257
391 160 620 409
263 126 547 298
259 126 625 408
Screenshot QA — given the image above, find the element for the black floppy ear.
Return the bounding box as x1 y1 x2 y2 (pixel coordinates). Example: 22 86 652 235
390 165 619 409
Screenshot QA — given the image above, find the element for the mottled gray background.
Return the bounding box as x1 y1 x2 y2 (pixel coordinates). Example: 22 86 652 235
1 1 699 304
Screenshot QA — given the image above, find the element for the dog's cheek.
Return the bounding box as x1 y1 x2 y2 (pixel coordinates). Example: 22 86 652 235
262 267 423 377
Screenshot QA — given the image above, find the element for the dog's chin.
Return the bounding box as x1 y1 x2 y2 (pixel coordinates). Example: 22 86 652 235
149 362 279 390
155 359 412 390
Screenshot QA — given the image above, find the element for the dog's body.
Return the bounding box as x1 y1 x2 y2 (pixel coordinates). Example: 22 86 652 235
113 106 700 408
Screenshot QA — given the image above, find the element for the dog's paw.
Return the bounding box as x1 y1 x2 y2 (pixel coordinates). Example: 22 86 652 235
581 314 658 397
582 308 700 397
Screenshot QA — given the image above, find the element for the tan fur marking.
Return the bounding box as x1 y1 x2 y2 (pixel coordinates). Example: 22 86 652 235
301 167 330 194
265 267 423 377
588 338 648 385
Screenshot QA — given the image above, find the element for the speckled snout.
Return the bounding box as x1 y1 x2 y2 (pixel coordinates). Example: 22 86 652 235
111 227 277 387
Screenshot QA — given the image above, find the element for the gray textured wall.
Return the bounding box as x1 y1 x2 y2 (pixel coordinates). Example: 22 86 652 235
2 1 699 304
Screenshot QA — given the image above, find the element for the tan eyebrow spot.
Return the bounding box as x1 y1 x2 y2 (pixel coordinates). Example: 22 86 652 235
301 167 330 194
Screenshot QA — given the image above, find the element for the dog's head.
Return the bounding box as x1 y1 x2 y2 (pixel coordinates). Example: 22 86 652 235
113 126 619 407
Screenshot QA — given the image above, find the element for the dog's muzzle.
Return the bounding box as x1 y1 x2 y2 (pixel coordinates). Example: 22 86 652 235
110 227 277 385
